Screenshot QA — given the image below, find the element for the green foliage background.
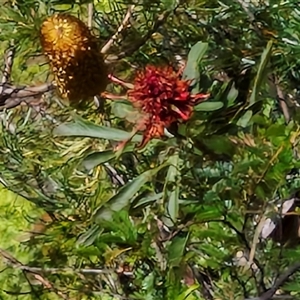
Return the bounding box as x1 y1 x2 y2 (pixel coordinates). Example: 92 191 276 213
1 0 300 299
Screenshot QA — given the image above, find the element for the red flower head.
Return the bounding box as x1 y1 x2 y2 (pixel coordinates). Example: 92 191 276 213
128 65 209 147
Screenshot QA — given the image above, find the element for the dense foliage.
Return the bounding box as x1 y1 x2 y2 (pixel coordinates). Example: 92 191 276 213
1 0 300 299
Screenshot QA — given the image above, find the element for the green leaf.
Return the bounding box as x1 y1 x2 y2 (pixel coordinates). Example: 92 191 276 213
81 150 116 171
132 192 163 208
81 145 135 171
202 135 235 156
266 124 287 137
168 234 189 267
182 41 208 93
94 162 170 222
111 100 137 119
0 7 25 23
227 84 239 107
237 110 253 128
77 225 103 246
195 207 224 222
194 101 224 111
164 152 180 223
176 284 200 300
54 114 142 142
167 186 180 224
142 272 155 292
249 40 273 104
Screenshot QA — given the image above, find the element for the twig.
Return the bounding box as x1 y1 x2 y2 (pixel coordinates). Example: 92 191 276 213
1 43 14 85
108 74 134 89
22 268 43 300
87 2 93 29
0 82 53 109
0 43 15 101
105 162 126 186
112 8 172 60
246 262 300 300
0 248 69 300
0 82 53 99
223 219 267 292
3 290 32 296
101 5 135 54
16 266 132 276
273 75 290 122
0 44 53 110
0 248 133 276
190 265 214 300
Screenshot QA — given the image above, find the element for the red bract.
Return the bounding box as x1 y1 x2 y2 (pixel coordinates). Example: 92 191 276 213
127 65 209 148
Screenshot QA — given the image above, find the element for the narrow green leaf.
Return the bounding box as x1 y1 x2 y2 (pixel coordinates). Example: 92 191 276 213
81 145 135 171
194 101 224 111
165 153 180 223
94 162 170 222
76 225 103 246
249 40 273 104
176 284 200 300
54 115 142 142
0 7 24 23
132 192 163 208
168 188 180 223
196 207 224 222
82 150 116 170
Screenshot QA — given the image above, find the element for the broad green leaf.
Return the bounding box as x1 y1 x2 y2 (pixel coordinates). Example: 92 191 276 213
283 281 300 292
266 124 287 137
183 42 208 80
202 136 235 156
194 101 224 111
54 114 142 142
94 162 170 222
111 100 145 124
227 84 239 107
237 110 253 127
168 234 189 267
249 40 273 104
142 272 155 290
182 41 208 93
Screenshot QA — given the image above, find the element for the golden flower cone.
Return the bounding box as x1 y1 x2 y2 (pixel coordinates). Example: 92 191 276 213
40 13 108 103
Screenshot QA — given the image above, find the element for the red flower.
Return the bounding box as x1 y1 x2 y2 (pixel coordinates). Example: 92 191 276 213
128 65 209 147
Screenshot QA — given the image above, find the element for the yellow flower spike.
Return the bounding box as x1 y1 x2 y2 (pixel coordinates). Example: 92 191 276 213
40 13 108 104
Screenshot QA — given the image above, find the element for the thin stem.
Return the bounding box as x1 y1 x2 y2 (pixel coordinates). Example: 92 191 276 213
101 5 135 54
